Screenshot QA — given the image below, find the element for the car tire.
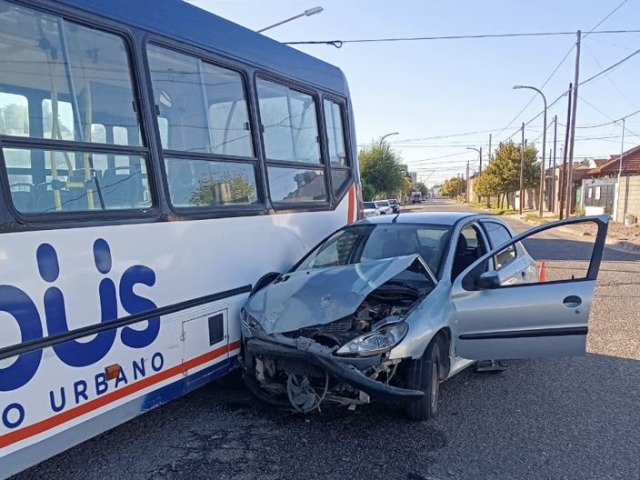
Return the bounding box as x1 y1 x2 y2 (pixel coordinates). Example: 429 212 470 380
404 340 442 421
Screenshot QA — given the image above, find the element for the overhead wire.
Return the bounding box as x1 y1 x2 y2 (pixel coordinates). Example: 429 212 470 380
284 29 640 48
495 0 633 144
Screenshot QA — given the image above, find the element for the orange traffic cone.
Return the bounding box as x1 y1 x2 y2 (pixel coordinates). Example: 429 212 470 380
539 261 547 282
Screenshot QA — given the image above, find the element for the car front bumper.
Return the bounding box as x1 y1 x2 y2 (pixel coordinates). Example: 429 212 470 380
243 336 424 403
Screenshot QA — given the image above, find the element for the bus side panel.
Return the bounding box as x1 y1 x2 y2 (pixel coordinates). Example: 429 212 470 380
0 202 351 474
0 352 237 479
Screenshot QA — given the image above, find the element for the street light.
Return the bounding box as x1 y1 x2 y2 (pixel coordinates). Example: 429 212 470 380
513 85 547 217
258 7 324 33
466 147 482 173
379 131 399 149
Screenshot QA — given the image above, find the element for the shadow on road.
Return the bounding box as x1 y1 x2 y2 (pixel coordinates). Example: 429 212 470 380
18 352 640 480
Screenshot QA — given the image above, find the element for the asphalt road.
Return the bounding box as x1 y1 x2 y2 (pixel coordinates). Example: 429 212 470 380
14 200 640 480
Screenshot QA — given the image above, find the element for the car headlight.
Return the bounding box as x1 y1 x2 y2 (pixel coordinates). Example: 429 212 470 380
241 309 264 333
336 322 408 357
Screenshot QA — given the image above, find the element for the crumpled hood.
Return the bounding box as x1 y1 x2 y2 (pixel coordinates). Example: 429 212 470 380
245 255 422 335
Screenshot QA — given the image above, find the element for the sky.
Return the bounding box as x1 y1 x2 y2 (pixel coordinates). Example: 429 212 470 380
190 0 640 185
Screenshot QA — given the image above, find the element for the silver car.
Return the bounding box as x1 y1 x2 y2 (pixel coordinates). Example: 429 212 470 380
374 200 393 215
241 212 608 420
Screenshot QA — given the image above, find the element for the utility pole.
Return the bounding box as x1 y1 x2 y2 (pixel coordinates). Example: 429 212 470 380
520 122 525 215
546 148 556 212
560 83 573 220
457 173 461 198
539 101 547 218
488 134 492 169
566 30 581 216
615 118 626 221
551 115 558 212
466 161 470 202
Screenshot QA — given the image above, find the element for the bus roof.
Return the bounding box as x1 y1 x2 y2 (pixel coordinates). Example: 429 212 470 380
54 0 349 95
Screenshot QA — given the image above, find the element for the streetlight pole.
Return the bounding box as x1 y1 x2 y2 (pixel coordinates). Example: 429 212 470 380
513 85 547 217
466 147 482 172
258 6 324 33
379 131 399 149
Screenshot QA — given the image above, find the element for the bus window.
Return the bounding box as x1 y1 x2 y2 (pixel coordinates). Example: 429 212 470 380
165 157 258 207
147 46 254 158
257 79 321 164
323 99 350 196
267 167 326 203
324 100 347 167
42 100 75 141
147 47 209 152
0 94 34 208
147 44 259 210
0 1 152 214
0 93 29 137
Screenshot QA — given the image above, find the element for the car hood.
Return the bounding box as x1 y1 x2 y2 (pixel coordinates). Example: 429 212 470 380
245 255 423 335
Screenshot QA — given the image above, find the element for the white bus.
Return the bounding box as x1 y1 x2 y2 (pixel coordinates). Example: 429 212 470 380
0 0 360 476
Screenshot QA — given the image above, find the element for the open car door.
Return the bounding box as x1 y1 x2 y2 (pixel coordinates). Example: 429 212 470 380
452 215 609 360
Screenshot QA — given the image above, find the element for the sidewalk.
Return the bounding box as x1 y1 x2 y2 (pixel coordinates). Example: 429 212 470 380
515 210 640 253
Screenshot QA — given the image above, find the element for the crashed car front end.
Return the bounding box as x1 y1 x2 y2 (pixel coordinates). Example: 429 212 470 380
240 255 436 412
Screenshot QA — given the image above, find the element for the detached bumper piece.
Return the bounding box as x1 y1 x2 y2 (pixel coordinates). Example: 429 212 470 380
244 337 424 405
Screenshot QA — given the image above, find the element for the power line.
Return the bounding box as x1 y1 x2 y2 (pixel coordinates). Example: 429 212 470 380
495 3 631 143
284 29 640 47
583 42 637 108
575 108 640 128
583 0 629 39
494 45 575 139
579 95 640 140
578 46 640 87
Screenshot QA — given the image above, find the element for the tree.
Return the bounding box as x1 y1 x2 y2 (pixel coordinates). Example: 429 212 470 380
400 177 413 202
483 141 539 208
440 176 467 199
358 140 405 199
474 172 500 207
361 178 376 201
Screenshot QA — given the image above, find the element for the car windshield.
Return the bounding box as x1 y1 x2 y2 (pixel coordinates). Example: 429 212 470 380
363 201 376 209
294 224 451 275
388 199 398 205
376 201 390 207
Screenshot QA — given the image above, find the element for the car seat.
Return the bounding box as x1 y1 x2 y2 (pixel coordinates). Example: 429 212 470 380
452 234 478 280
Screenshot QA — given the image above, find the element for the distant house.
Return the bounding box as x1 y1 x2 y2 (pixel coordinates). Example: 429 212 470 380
582 145 640 222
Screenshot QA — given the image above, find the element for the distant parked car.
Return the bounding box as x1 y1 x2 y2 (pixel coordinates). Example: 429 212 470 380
374 200 393 215
362 201 380 217
387 198 400 213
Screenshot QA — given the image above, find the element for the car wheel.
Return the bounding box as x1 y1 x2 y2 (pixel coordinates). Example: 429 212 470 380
404 340 441 421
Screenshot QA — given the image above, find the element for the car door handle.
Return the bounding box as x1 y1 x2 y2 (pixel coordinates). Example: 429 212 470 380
563 295 582 308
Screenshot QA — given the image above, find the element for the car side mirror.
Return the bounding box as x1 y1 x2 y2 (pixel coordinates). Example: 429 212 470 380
476 271 501 290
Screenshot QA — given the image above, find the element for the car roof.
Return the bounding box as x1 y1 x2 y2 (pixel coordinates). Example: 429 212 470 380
356 211 480 226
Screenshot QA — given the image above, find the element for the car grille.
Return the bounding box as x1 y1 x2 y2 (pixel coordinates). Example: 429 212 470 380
292 316 353 338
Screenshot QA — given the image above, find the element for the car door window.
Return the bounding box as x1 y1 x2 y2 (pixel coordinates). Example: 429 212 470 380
452 225 487 281
483 222 517 270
